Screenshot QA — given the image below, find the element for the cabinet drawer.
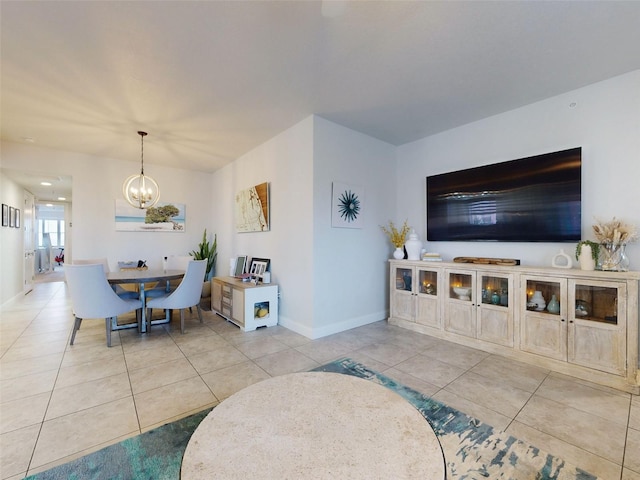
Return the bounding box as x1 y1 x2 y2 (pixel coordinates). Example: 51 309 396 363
221 306 232 317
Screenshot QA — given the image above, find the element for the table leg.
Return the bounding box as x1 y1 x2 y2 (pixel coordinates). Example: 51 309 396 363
140 283 147 333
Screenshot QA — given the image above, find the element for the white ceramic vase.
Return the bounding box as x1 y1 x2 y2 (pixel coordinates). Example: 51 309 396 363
404 230 422 261
578 244 595 271
530 291 546 311
393 247 404 260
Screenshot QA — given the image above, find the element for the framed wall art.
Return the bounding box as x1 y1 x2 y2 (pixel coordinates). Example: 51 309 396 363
331 181 364 228
9 206 14 228
14 209 20 228
235 182 269 232
115 199 185 232
2 204 8 227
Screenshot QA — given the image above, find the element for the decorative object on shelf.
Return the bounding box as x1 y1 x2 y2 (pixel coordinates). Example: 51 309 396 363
331 181 363 229
491 291 501 305
453 257 520 265
551 249 572 269
592 217 637 272
530 291 546 311
500 289 508 306
404 229 422 261
575 299 590 316
423 283 435 295
575 240 599 271
453 286 471 301
381 220 410 258
403 272 412 290
599 242 630 272
547 294 560 314
123 131 160 209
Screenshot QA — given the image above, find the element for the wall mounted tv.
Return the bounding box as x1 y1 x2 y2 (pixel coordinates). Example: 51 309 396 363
426 147 581 242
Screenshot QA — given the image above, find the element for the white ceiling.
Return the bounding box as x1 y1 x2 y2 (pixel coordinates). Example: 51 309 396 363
2 0 640 199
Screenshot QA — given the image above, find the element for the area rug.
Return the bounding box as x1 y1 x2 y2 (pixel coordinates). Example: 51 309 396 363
26 358 598 480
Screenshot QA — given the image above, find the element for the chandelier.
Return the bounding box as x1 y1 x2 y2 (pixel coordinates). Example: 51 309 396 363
122 131 160 209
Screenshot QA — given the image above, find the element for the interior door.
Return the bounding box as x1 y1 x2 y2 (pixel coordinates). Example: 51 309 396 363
23 191 36 294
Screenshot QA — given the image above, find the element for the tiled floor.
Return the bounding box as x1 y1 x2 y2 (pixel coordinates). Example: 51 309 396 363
1 280 639 480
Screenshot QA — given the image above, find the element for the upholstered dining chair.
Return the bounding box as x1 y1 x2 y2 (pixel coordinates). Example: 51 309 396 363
65 263 143 347
146 259 207 334
73 258 139 300
145 255 193 299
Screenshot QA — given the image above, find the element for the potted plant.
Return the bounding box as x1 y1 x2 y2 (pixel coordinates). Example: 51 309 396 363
575 240 599 271
380 220 410 259
190 229 217 308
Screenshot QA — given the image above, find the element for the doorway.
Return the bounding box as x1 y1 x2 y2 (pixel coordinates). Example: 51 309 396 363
34 203 66 283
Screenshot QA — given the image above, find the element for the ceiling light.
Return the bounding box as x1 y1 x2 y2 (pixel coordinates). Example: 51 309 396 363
122 131 160 209
58 197 66 201
41 181 52 186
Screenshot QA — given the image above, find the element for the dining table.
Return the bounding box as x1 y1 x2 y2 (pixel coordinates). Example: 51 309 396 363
107 268 185 333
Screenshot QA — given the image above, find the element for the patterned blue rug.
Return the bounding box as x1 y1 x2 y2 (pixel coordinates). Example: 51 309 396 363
26 358 598 479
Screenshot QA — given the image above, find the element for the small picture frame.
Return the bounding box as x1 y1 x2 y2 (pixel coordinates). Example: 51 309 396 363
1 204 8 227
9 207 14 228
15 209 20 229
249 260 268 277
249 257 271 273
233 255 248 277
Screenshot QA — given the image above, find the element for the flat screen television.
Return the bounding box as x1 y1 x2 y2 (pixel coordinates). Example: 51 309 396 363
426 147 581 242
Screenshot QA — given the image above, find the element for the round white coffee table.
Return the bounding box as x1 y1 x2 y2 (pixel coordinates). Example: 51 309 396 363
182 372 445 479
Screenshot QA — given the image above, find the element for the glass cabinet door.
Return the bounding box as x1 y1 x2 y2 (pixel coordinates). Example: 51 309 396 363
416 267 440 329
448 272 473 302
394 266 413 293
477 272 514 347
520 276 567 361
480 275 510 307
568 279 626 375
418 269 438 296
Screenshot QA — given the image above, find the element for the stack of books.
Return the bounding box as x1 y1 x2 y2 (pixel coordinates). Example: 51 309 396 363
422 252 442 262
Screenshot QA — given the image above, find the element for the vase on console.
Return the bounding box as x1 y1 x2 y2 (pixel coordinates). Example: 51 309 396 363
404 230 422 261
393 247 404 260
600 243 630 272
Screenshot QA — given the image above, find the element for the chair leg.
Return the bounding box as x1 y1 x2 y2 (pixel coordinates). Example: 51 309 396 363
180 309 185 334
70 316 82 345
105 317 113 347
196 304 203 323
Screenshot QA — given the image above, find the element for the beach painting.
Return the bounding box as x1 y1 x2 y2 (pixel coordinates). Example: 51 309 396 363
115 199 186 232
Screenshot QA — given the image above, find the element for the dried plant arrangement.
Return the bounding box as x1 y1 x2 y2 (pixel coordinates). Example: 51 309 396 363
381 220 410 248
592 217 638 244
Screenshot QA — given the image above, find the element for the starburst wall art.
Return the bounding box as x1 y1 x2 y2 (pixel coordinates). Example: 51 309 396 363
331 182 364 228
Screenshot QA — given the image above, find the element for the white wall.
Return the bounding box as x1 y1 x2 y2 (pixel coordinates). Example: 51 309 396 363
211 116 397 338
397 71 640 269
1 141 214 302
311 116 396 337
0 174 26 304
211 117 316 335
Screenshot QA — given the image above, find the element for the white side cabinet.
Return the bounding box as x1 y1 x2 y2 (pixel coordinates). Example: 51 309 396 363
388 260 639 394
212 277 278 332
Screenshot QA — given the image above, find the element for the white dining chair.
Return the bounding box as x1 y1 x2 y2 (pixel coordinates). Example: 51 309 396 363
146 255 193 299
65 263 143 347
73 258 139 300
146 259 207 334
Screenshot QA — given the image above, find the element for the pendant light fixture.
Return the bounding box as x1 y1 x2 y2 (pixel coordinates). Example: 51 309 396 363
122 131 160 209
